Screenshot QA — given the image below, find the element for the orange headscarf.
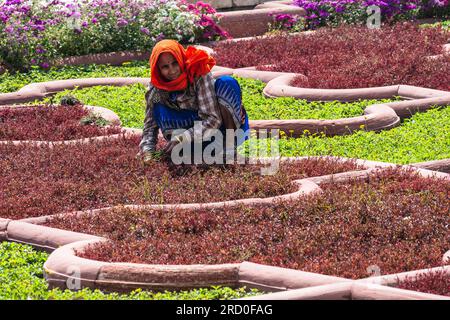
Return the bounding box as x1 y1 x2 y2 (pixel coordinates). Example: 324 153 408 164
149 39 216 92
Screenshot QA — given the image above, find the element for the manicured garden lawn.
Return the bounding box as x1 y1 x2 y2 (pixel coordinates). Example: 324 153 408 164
0 242 260 300
1 63 448 165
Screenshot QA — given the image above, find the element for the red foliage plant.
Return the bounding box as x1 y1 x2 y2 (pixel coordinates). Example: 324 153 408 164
45 167 450 279
396 270 450 297
0 104 122 141
213 24 450 91
0 134 360 219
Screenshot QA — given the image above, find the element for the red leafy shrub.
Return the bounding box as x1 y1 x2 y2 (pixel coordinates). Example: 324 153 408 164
396 270 450 297
213 24 450 91
0 135 359 219
45 168 450 279
0 104 122 141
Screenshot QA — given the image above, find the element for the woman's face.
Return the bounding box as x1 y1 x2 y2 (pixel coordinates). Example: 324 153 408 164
157 52 181 82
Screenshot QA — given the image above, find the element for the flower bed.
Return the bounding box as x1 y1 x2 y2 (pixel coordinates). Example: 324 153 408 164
44 167 450 280
0 104 122 141
213 24 450 90
293 0 450 29
396 270 450 297
0 0 226 72
0 135 360 220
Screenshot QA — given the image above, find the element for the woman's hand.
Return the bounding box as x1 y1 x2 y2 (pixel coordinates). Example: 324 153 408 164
136 150 162 164
162 140 179 155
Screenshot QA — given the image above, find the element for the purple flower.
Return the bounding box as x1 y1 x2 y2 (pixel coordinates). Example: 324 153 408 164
405 4 417 10
431 0 448 6
156 33 165 42
335 5 345 13
117 18 128 27
140 27 150 35
91 18 98 24
71 11 82 19
6 0 22 5
319 10 330 17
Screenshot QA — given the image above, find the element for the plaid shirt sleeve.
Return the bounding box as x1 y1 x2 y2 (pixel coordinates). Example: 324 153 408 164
178 73 222 143
139 85 159 153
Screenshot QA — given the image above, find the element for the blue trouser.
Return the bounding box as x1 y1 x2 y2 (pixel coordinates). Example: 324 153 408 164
153 75 249 150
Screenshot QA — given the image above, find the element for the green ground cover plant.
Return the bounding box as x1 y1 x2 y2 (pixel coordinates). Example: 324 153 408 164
420 19 450 30
238 77 398 120
241 106 450 164
0 241 260 300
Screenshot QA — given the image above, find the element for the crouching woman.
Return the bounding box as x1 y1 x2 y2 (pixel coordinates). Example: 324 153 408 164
138 39 249 164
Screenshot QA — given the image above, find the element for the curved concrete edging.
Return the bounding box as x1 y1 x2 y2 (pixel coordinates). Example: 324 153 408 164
239 282 450 300
15 155 450 227
43 239 350 293
0 77 148 105
411 158 450 173
0 27 448 298
217 0 306 38
357 265 450 287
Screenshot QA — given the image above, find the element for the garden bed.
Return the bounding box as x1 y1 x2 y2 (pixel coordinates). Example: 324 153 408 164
396 270 450 297
0 104 122 141
0 135 361 220
44 167 450 280
213 24 450 91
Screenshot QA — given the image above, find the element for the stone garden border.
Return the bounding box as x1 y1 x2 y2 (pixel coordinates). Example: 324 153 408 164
240 281 450 300
216 0 306 38
0 157 448 296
